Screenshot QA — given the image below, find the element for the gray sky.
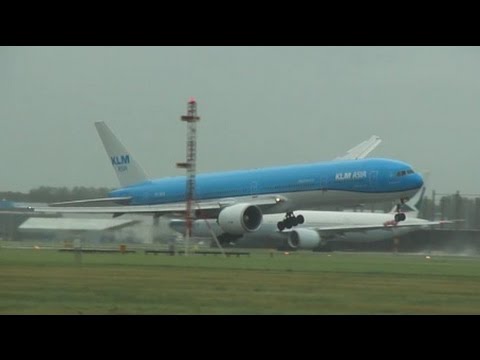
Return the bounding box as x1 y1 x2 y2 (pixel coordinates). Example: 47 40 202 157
1 46 479 195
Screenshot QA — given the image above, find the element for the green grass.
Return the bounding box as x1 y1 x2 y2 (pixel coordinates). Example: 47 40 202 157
1 248 480 314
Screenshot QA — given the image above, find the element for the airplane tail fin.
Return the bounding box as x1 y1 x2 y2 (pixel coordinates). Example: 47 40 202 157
95 122 150 187
390 171 430 218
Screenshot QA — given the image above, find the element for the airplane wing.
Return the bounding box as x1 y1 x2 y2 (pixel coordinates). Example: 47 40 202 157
49 197 133 207
280 220 454 236
335 135 382 160
19 217 140 232
32 195 284 217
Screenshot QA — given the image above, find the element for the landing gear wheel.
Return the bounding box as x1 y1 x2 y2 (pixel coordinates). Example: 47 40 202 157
280 212 304 229
285 218 293 229
395 197 409 213
394 213 406 222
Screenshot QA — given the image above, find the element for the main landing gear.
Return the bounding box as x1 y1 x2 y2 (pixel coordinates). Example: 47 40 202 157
277 212 304 231
394 197 408 222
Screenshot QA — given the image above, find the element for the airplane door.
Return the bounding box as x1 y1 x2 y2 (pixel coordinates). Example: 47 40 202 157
320 177 328 192
250 181 258 196
369 171 378 187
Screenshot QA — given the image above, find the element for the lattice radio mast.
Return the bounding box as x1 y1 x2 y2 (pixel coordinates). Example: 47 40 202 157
176 97 200 256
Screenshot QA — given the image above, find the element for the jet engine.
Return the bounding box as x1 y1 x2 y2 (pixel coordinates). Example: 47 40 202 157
217 203 263 235
287 229 322 249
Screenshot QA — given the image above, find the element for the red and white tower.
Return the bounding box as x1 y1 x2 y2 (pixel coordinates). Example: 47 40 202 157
176 97 200 255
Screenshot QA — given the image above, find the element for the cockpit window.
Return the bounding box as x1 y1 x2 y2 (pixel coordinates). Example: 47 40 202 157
396 169 414 177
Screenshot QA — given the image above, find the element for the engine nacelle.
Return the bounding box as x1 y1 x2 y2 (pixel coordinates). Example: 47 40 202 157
287 229 322 249
217 203 263 235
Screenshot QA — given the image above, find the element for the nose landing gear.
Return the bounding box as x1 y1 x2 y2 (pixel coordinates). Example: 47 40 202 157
394 212 406 222
394 197 409 222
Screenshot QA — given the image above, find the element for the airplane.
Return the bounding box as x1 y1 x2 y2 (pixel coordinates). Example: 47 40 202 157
169 176 455 251
34 108 423 237
0 199 35 214
0 199 140 233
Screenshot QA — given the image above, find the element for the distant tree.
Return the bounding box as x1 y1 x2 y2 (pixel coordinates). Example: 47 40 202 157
0 191 29 202
25 186 113 203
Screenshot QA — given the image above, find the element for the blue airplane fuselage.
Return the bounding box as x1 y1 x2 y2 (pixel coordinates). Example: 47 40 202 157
109 158 423 210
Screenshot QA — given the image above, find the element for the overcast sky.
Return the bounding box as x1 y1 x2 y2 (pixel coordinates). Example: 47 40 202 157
1 46 479 195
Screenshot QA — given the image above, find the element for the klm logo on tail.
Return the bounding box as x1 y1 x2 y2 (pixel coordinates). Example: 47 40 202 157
111 155 130 172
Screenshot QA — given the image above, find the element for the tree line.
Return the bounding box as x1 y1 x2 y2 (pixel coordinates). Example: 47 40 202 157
0 186 113 203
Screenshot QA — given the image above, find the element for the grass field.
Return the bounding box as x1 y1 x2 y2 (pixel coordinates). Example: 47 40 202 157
1 246 480 314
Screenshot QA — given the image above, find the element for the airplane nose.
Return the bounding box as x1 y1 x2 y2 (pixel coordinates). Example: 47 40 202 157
413 173 424 189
